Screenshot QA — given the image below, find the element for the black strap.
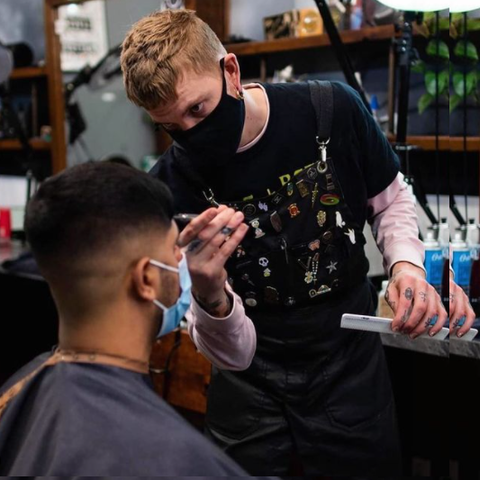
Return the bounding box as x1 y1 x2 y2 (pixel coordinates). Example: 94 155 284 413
308 80 334 142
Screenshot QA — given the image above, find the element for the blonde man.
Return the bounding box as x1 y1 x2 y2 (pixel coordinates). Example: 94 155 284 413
121 9 453 477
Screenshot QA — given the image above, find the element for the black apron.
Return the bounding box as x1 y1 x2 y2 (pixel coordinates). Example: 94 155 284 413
203 82 401 477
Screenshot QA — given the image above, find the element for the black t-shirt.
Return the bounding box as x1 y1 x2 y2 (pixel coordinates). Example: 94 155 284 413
151 81 399 231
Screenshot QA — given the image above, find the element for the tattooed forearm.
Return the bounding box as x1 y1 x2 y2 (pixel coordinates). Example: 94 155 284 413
196 293 232 317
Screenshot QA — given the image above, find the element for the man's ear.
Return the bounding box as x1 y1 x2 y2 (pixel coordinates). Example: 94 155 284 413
131 257 160 302
223 53 242 93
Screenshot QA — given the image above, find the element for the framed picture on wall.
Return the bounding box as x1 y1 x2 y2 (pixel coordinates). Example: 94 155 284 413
57 0 109 72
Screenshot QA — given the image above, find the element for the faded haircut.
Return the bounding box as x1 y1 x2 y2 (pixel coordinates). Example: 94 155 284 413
25 162 174 274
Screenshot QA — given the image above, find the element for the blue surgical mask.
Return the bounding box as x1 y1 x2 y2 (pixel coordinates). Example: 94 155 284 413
150 254 192 337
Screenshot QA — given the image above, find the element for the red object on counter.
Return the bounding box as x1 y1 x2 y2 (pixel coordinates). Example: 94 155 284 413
0 208 12 240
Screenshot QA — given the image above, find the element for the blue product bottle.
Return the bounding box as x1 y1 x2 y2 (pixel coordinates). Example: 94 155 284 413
423 229 443 295
451 231 473 297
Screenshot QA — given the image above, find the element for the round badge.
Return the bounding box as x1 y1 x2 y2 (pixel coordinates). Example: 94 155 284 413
307 167 318 180
242 203 257 216
322 230 333 243
245 297 258 307
320 194 340 206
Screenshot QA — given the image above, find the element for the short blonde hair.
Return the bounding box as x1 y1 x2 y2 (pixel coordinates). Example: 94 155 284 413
121 9 226 110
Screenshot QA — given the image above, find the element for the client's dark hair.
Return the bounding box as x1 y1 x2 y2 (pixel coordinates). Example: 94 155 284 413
25 161 174 271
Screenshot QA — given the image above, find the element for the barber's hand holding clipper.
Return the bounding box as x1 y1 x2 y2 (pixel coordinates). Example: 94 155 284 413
177 206 249 318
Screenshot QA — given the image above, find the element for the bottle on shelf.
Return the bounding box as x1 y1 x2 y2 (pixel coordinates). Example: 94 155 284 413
423 228 443 295
466 219 480 319
451 230 473 298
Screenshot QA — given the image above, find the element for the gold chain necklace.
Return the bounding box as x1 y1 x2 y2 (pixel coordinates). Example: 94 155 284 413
55 348 149 373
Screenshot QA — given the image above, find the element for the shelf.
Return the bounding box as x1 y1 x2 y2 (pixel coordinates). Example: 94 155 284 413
387 135 480 152
0 139 51 151
224 25 396 57
10 67 48 80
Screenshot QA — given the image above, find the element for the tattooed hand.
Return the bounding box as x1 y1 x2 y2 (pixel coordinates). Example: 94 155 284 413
386 262 448 339
449 273 475 338
177 205 249 318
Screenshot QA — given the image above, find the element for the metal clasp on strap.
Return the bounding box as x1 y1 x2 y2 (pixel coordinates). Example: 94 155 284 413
316 136 330 174
203 188 220 207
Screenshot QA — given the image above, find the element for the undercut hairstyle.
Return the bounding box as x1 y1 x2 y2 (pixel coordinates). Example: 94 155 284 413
121 9 226 110
25 162 174 273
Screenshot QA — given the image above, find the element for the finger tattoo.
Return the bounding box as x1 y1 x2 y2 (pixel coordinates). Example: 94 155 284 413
405 287 413 301
419 291 427 302
401 303 414 323
187 238 203 253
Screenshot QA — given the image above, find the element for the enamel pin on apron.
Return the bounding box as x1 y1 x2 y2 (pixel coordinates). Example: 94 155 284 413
241 273 256 287
242 203 256 216
270 211 283 232
245 292 258 307
317 210 326 227
307 166 318 180
336 211 346 227
250 218 265 238
320 193 340 206
296 180 310 198
264 286 280 304
272 193 283 205
288 204 300 218
258 201 268 212
326 261 338 274
344 228 356 244
325 173 335 191
311 183 319 207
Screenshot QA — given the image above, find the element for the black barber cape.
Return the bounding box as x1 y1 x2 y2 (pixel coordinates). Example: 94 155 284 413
0 353 251 476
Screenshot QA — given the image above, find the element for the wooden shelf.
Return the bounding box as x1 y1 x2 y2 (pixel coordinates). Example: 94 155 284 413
10 67 48 80
387 135 480 152
224 25 396 57
0 138 51 151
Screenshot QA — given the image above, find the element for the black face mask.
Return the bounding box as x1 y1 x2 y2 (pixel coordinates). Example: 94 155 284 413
166 58 246 166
